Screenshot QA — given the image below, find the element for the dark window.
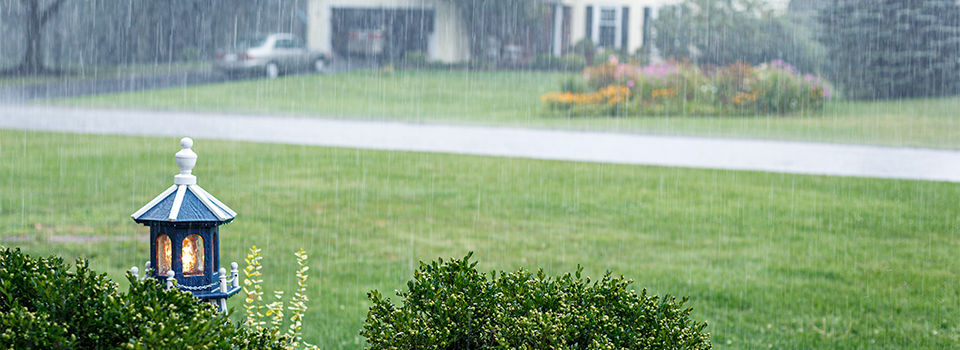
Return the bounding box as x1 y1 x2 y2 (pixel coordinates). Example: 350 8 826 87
275 39 299 49
236 36 268 49
600 9 616 21
585 6 593 40
599 26 617 47
598 7 618 48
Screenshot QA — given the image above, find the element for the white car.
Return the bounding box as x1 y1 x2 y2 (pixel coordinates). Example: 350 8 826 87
214 33 330 79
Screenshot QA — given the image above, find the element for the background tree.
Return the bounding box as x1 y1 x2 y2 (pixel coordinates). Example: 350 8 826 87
652 0 825 74
442 0 549 66
0 0 307 72
819 0 960 99
3 0 66 75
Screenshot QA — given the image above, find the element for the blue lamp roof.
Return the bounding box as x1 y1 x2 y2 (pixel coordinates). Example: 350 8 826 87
131 138 237 225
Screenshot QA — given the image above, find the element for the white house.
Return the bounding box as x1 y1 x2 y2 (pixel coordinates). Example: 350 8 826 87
307 0 787 63
307 0 470 63
545 0 683 57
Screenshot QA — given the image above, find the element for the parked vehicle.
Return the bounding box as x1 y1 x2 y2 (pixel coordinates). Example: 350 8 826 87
346 28 385 57
214 33 330 79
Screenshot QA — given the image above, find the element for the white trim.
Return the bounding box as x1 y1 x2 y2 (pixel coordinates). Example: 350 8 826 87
613 7 622 49
191 185 238 217
188 185 229 221
131 185 177 219
168 185 187 221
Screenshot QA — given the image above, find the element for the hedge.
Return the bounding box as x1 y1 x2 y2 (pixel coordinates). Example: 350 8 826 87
362 253 711 349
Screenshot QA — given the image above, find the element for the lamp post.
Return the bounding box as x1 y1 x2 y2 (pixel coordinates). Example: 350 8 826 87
129 137 241 312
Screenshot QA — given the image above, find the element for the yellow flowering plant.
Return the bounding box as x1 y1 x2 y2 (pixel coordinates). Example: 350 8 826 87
242 247 319 350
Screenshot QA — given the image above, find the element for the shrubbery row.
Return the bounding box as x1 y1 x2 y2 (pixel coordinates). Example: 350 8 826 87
1 247 711 349
0 247 288 349
362 253 711 349
543 58 832 117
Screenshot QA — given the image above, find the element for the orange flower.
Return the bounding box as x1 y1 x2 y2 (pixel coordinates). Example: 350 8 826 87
651 88 677 99
541 85 631 108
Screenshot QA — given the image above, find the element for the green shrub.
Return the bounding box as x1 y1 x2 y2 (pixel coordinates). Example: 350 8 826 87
534 54 588 72
571 39 597 66
403 50 428 67
546 59 831 117
362 253 711 349
558 54 587 71
532 54 560 70
0 247 287 349
560 76 589 94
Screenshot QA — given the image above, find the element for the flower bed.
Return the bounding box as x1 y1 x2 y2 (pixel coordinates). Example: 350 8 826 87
543 57 833 116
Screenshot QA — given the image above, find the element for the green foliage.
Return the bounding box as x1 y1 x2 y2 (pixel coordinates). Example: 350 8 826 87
403 50 428 66
532 54 587 71
571 39 597 66
653 0 826 74
819 0 960 99
0 247 287 349
560 76 589 93
362 253 711 349
441 0 549 63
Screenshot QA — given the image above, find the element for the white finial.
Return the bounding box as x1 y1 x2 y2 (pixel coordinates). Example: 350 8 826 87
166 270 176 289
174 137 197 185
219 268 228 293
230 262 240 288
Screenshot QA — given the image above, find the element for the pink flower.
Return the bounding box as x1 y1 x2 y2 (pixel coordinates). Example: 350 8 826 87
770 59 797 74
639 62 679 80
627 80 635 88
615 64 627 79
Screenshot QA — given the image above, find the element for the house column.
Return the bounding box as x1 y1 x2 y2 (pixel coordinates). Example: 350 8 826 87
552 3 564 56
307 0 332 53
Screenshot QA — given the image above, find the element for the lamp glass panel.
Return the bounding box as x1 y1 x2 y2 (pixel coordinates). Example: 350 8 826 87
157 234 172 275
182 234 205 276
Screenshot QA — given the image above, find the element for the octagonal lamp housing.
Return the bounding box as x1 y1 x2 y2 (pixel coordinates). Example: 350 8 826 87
131 137 240 311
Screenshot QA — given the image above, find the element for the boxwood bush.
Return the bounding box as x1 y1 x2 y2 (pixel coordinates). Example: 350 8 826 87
0 247 287 349
362 253 711 349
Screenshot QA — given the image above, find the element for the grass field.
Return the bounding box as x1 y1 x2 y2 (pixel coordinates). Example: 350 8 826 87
1 130 957 348
47 69 960 149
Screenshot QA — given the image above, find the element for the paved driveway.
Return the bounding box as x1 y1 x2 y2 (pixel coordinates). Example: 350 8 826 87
0 58 376 103
2 105 959 182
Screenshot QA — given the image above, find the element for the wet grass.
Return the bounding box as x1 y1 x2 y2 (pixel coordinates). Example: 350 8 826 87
46 69 960 149
1 130 958 349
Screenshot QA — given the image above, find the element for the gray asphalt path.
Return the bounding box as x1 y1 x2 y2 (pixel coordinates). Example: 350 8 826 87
3 105 960 182
0 58 374 103
0 70 231 102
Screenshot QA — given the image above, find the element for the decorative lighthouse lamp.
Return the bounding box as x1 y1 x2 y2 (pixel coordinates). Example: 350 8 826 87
129 137 240 312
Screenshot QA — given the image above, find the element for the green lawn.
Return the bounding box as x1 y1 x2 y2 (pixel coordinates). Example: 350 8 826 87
46 69 960 149
1 130 957 349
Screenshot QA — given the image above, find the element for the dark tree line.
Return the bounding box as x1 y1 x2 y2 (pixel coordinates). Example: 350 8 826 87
819 0 960 99
3 0 67 75
0 0 306 75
